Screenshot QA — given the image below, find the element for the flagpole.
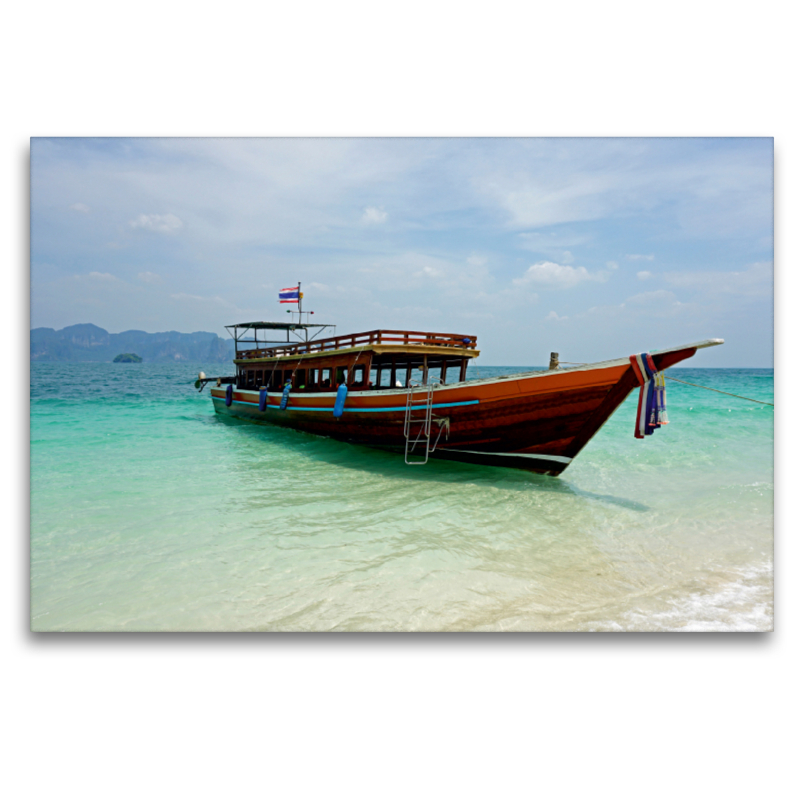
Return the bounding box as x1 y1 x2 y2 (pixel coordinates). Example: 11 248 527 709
298 281 302 319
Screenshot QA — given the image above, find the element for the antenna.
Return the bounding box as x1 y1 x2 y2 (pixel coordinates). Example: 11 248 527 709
285 281 315 325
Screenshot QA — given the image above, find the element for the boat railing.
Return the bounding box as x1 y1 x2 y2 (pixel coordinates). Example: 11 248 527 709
236 329 477 360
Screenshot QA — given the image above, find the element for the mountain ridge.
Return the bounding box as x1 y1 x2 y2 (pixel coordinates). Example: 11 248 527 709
30 324 235 363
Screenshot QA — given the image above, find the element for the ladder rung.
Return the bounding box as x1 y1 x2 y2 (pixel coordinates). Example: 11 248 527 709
404 381 437 465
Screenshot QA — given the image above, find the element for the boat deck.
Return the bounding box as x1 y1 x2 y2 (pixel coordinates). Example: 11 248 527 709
232 327 481 391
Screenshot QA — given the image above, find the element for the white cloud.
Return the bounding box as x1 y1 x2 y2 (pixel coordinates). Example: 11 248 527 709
545 311 568 321
170 292 205 302
137 271 162 283
129 213 183 233
362 206 387 224
663 261 772 296
467 255 487 267
617 289 695 319
518 232 588 250
626 289 677 305
415 265 443 278
513 261 607 289
637 270 653 280
606 261 619 270
494 175 618 228
576 289 691 322
626 253 655 261
69 202 90 213
86 271 116 281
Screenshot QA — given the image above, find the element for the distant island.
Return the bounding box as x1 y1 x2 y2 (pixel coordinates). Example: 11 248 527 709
113 353 143 363
30 324 235 363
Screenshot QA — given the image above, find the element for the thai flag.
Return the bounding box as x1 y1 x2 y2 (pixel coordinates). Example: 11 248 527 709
279 286 300 303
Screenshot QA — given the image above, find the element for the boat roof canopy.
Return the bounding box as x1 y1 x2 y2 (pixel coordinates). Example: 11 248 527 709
227 321 331 331
226 319 337 357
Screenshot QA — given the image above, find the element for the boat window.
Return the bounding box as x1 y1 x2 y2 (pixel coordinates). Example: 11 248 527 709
320 367 332 389
255 369 263 386
336 366 347 386
295 369 306 390
352 364 366 387
247 370 255 388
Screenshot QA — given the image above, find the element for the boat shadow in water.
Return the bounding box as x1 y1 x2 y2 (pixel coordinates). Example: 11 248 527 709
210 413 651 512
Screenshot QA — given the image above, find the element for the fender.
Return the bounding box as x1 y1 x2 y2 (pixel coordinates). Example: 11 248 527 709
333 384 348 418
280 381 292 411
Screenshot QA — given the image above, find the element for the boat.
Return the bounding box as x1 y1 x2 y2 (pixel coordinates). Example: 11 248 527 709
199 312 723 476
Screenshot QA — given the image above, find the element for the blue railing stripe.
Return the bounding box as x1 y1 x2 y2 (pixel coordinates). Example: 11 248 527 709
222 398 479 413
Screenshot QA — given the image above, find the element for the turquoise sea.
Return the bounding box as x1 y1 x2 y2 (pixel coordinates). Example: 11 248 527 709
30 362 774 632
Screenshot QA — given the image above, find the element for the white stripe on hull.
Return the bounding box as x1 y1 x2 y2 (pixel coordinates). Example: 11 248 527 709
441 449 572 464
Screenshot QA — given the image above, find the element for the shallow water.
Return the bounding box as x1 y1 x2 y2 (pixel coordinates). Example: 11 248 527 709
30 362 773 631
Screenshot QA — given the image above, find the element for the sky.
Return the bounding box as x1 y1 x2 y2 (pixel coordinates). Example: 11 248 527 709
30 137 773 366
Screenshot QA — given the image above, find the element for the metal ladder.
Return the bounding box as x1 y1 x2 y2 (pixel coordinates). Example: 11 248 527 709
404 382 436 464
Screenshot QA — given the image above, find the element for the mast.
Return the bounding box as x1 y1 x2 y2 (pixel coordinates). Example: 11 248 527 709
291 280 311 334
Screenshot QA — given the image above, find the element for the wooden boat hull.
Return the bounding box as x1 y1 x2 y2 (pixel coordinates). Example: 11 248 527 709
209 344 709 475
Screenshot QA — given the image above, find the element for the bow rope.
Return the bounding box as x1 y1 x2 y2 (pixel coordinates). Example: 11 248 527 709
559 360 773 407
662 376 774 406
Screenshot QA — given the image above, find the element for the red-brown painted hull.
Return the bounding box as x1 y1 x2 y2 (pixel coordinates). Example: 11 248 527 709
209 345 704 475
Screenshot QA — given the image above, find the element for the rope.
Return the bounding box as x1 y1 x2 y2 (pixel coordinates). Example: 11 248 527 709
347 342 371 384
663 376 773 406
556 360 773 406
266 359 281 389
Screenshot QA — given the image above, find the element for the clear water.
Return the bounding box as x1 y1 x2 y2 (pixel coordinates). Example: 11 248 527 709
30 362 774 631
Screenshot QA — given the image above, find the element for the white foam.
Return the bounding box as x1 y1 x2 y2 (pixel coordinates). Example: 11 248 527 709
612 562 773 632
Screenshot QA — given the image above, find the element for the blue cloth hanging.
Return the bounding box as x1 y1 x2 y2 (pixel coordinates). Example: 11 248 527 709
629 353 667 438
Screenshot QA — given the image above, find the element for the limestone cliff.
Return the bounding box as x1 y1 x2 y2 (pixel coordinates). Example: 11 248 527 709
31 325 235 363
